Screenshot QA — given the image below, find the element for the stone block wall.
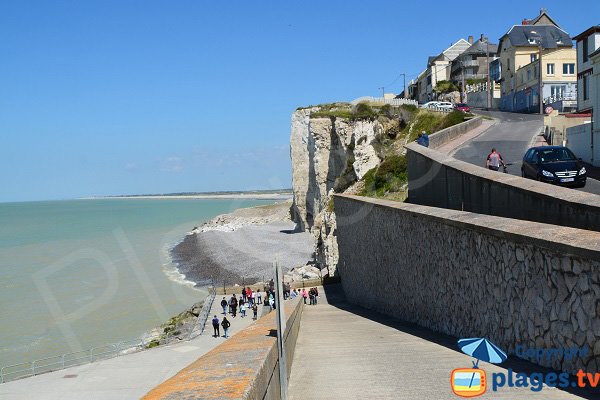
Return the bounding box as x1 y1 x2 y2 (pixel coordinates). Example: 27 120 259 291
334 194 600 373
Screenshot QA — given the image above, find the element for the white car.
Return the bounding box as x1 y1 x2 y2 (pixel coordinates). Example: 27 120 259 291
421 101 439 109
436 102 454 110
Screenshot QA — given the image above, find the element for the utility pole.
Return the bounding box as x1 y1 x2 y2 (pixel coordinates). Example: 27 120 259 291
539 43 544 115
461 62 466 103
486 36 491 110
400 73 407 98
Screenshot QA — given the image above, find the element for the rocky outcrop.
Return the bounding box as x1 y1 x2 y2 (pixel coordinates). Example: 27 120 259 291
290 107 387 276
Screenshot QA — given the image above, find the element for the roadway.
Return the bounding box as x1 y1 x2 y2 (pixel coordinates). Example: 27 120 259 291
451 110 600 195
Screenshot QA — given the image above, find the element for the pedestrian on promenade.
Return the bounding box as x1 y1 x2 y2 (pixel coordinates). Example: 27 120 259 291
256 289 262 305
246 287 252 305
314 287 319 304
221 317 231 338
291 288 298 298
242 287 247 302
309 288 315 305
229 295 238 317
212 315 220 337
252 304 258 320
220 297 227 315
240 302 246 317
301 289 308 304
416 131 429 147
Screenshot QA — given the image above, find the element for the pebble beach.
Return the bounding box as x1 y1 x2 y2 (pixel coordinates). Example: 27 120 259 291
171 200 315 287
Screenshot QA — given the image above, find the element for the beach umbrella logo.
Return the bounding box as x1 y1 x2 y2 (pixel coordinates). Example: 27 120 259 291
451 338 507 398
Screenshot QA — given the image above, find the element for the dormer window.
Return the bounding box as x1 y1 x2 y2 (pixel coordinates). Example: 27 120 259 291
528 38 538 45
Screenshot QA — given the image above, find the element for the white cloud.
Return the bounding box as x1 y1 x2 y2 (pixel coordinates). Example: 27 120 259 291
160 156 184 172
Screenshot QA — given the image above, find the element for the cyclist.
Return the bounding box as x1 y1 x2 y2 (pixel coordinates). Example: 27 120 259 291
486 148 506 171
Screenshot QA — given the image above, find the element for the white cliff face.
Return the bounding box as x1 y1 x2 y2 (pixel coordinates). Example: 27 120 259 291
290 108 383 276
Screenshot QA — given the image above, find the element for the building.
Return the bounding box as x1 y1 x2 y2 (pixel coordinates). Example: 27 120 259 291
416 39 471 103
513 47 577 113
572 26 600 113
450 35 498 94
496 9 576 113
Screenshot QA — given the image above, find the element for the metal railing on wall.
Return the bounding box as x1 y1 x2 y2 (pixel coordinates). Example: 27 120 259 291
0 286 217 384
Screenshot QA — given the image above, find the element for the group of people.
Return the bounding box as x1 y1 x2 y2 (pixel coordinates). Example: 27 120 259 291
212 281 320 339
290 287 319 305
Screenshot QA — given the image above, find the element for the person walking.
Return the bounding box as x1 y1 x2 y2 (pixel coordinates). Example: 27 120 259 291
212 315 220 337
256 289 262 305
240 301 246 317
252 303 258 320
486 148 505 171
314 287 319 305
301 289 308 304
241 287 247 302
246 287 253 306
221 316 231 338
220 297 227 315
229 295 238 317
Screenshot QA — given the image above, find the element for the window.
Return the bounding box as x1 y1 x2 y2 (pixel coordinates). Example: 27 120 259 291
551 85 566 99
563 63 575 75
584 75 589 100
583 37 589 63
547 63 555 75
531 53 538 62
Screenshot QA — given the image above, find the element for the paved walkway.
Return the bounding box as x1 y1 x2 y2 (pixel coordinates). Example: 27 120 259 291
0 294 267 400
288 285 593 400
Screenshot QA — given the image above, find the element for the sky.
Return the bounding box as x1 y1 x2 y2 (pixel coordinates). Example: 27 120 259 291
1 1 599 202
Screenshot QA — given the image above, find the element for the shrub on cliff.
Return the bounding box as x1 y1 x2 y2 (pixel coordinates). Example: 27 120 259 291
361 154 407 196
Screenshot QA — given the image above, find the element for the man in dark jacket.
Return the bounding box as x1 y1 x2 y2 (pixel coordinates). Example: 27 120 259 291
212 315 220 337
220 297 227 314
221 316 231 338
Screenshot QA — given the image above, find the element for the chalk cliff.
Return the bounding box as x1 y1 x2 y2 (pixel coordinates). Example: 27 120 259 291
289 106 388 276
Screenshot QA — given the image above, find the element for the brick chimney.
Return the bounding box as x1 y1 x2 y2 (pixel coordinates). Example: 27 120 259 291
522 19 530 25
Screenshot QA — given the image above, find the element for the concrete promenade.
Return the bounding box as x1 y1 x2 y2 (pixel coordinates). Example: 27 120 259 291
0 293 264 400
288 285 591 400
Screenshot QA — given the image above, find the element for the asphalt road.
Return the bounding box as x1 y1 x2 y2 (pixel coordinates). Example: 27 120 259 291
452 110 600 195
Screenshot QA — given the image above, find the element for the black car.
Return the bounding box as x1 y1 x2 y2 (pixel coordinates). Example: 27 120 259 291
521 146 586 187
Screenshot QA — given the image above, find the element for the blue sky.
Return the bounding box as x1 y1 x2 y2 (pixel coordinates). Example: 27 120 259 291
1 1 599 202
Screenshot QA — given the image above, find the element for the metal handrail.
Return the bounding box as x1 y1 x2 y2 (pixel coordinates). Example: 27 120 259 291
0 289 216 384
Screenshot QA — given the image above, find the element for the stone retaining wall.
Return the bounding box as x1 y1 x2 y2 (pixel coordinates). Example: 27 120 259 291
143 298 303 400
406 142 600 232
428 116 482 149
334 194 600 373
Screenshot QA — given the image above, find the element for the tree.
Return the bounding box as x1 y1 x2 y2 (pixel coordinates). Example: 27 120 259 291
434 80 458 94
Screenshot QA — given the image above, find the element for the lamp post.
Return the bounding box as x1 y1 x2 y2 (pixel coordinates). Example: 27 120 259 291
400 73 407 98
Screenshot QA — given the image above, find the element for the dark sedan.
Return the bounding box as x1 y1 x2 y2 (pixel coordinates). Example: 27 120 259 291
521 146 586 187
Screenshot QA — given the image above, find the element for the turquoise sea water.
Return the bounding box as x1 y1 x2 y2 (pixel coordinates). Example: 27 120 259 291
0 198 271 368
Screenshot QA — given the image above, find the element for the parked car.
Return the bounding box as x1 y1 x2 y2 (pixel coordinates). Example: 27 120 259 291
521 146 586 188
454 103 471 112
436 101 454 110
421 101 439 109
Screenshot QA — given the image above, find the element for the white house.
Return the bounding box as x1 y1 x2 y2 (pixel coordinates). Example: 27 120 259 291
572 26 600 113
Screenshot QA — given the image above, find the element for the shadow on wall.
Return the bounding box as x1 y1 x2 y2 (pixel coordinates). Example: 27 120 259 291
321 283 599 400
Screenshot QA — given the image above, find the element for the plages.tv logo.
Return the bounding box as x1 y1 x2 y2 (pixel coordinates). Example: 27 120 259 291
451 337 507 398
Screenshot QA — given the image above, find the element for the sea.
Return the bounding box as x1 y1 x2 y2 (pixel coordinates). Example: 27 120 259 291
0 197 273 369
